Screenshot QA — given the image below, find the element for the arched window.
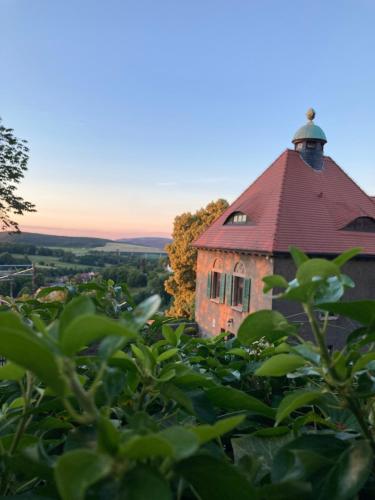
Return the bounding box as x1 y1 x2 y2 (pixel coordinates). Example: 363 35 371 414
234 262 246 275
207 258 225 301
212 258 223 270
224 211 248 225
342 216 375 233
232 261 246 307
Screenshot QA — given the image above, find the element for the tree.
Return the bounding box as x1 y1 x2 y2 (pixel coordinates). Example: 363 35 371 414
0 118 36 231
165 198 229 318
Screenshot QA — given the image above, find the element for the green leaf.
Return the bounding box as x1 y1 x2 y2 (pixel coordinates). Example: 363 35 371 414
289 246 309 268
227 347 249 358
132 295 161 327
193 415 245 444
352 352 375 373
161 383 194 414
319 440 372 500
59 296 95 337
159 426 199 460
54 449 112 500
121 427 198 461
255 354 306 377
157 348 179 363
60 315 136 355
271 435 347 484
0 312 66 395
263 275 289 293
296 259 340 284
97 415 121 454
276 390 321 424
318 301 375 326
0 362 25 380
333 248 362 268
120 434 173 459
120 465 172 500
238 310 292 346
176 454 256 500
258 481 312 500
206 386 275 419
232 432 293 479
36 285 67 300
162 324 177 345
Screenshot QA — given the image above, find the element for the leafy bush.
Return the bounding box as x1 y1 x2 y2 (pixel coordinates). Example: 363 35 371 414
0 248 374 498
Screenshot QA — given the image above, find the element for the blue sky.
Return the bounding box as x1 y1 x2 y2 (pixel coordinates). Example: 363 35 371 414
1 0 374 238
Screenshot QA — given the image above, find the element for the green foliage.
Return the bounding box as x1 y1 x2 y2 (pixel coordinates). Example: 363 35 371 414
0 248 374 498
165 198 229 318
0 118 36 231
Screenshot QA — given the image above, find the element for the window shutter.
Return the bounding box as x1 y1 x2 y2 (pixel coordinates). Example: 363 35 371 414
226 274 233 306
242 278 251 312
206 272 212 298
219 273 226 303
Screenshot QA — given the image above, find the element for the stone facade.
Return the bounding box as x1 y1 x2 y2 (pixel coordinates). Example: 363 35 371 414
195 249 273 336
273 254 375 348
195 249 375 345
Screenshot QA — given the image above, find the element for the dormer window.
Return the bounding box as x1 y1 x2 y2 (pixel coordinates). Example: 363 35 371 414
224 212 248 225
342 216 375 233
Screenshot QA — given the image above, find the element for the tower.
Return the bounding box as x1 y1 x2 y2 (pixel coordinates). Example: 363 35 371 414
292 108 327 170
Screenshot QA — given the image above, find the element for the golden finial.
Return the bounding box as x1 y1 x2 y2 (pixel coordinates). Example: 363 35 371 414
306 108 316 121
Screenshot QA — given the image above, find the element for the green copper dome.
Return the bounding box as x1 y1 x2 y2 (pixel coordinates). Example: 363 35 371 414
292 108 327 144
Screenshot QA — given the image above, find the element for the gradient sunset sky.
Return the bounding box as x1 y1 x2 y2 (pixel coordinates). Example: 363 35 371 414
1 0 375 239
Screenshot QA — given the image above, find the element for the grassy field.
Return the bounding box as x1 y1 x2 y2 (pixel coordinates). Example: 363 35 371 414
26 255 98 271
93 242 166 254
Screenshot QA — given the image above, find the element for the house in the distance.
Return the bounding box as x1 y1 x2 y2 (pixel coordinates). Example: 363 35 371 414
193 109 375 346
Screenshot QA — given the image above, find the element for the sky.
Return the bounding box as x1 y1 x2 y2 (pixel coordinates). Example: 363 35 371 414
1 0 375 239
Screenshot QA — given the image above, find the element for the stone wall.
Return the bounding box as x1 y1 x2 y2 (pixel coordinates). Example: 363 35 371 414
273 254 375 347
195 249 273 336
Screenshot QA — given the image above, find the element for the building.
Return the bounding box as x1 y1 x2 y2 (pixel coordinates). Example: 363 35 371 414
193 109 375 346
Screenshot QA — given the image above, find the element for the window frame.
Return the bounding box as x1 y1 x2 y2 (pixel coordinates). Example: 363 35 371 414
207 270 226 304
224 211 249 225
211 271 222 300
228 262 251 312
232 275 245 308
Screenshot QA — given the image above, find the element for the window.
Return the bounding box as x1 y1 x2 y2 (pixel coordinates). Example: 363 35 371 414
342 216 375 233
232 276 244 306
224 212 248 225
226 261 251 312
211 272 222 299
206 271 225 303
306 141 316 149
318 312 339 321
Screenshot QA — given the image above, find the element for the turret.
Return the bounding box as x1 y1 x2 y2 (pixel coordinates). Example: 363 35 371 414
292 108 327 170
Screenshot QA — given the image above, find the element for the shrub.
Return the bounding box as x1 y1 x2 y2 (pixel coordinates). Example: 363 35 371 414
0 248 373 498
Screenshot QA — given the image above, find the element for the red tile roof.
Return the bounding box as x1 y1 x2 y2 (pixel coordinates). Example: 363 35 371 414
193 149 375 255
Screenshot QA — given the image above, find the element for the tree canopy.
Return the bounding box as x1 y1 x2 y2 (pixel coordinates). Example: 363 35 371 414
165 198 228 318
0 118 36 231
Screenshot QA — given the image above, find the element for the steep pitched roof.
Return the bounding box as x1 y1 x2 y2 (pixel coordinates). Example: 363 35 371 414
193 149 375 255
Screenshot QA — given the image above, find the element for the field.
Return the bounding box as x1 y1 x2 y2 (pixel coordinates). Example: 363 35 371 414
93 242 166 254
23 255 99 271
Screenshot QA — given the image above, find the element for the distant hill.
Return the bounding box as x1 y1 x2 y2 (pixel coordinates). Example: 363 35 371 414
116 237 172 250
0 232 110 248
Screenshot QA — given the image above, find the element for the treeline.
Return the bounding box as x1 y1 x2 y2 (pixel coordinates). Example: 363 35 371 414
102 260 171 306
0 250 172 308
0 242 165 268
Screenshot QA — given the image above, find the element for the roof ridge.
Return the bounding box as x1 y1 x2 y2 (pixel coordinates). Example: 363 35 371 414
324 156 375 208
271 149 290 251
221 149 290 214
